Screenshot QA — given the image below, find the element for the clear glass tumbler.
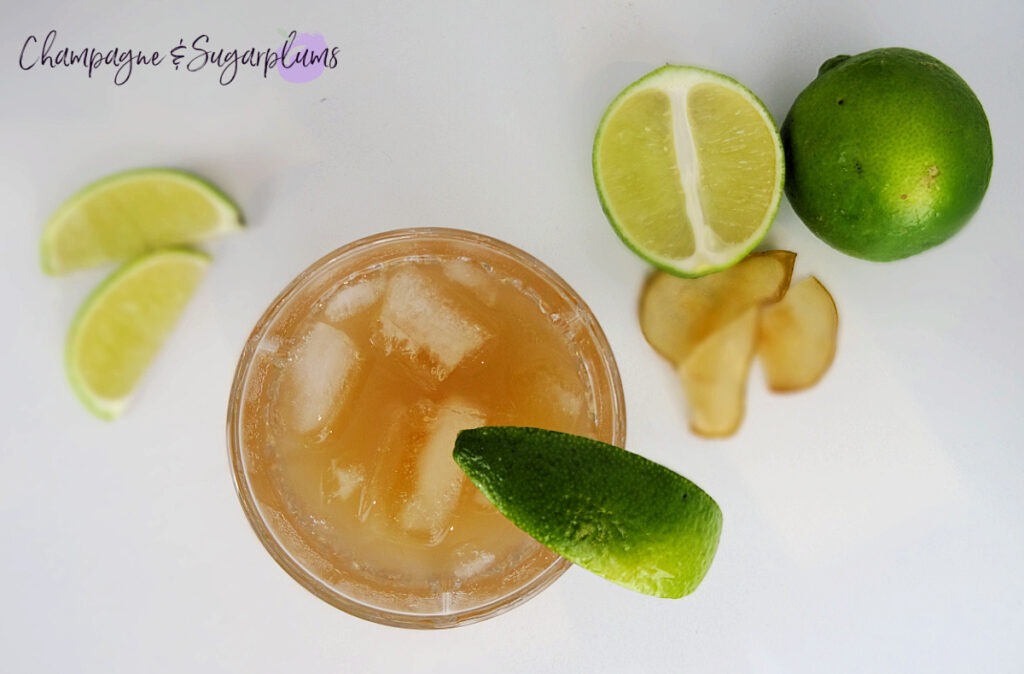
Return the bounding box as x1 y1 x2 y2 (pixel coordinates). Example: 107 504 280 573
227 228 626 628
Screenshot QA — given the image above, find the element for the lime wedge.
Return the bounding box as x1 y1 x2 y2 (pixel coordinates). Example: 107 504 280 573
65 248 210 419
593 65 784 277
453 427 722 598
41 168 242 275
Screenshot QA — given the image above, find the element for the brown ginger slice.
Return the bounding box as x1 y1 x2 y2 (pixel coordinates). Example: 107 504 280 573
640 250 795 364
677 307 760 438
757 276 838 392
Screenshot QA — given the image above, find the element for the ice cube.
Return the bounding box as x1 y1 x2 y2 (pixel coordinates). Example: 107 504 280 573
357 403 428 523
280 322 362 435
323 460 365 502
323 276 384 323
398 399 486 543
452 543 497 580
377 267 491 380
541 371 586 420
255 333 282 354
442 258 499 306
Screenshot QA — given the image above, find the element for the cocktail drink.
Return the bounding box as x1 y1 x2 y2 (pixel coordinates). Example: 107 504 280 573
228 228 625 627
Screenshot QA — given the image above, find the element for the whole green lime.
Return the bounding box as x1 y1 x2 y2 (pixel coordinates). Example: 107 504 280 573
782 47 992 261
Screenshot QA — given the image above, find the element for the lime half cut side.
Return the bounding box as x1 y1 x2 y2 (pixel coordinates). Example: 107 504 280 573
593 65 784 277
41 168 242 275
65 248 210 420
453 426 723 599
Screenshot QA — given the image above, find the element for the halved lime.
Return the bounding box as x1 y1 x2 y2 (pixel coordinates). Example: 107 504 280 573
41 168 242 275
453 426 722 599
593 65 784 277
65 248 210 419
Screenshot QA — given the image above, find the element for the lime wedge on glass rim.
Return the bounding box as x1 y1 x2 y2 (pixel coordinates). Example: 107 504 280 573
65 248 210 420
453 426 722 599
40 168 242 275
593 65 784 277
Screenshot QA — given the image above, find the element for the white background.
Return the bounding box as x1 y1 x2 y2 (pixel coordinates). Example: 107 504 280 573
2 1 1022 672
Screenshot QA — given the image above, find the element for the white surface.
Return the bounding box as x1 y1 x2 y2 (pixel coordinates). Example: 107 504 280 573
2 2 1022 672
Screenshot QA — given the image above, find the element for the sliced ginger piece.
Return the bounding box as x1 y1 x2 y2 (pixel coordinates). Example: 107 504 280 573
640 250 795 363
677 307 759 438
757 276 838 392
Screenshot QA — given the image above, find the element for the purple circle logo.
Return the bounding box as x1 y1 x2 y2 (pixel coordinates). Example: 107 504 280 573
278 31 329 83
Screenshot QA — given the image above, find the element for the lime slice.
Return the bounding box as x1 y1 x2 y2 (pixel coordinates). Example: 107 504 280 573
65 248 210 419
41 168 242 275
593 65 784 277
453 427 722 598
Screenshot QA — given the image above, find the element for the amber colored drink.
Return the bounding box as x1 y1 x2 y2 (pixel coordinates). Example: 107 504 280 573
228 228 625 628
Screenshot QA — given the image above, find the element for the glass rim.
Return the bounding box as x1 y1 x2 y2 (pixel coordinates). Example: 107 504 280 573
226 227 627 628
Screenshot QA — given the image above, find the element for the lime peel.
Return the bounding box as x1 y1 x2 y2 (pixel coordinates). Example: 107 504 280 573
453 426 723 599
